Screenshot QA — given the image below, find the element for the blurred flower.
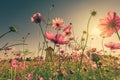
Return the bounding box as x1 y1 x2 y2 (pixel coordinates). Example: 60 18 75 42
49 78 53 80
5 47 12 50
74 46 81 51
33 64 37 68
62 25 71 36
9 26 17 32
92 63 97 69
91 54 100 62
83 53 89 59
90 48 96 52
14 52 21 57
52 17 64 30
45 31 69 45
25 73 34 80
31 13 43 24
117 58 120 64
69 36 74 41
104 41 120 50
39 77 44 80
12 59 19 68
97 11 120 37
60 50 64 54
19 62 28 71
15 77 21 80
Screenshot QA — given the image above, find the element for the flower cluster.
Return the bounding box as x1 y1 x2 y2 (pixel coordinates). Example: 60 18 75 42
46 18 72 46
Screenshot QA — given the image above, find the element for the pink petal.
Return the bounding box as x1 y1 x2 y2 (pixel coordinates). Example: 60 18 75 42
45 31 55 41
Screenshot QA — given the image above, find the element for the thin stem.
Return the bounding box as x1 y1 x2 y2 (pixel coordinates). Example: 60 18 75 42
114 27 120 41
14 68 16 80
45 5 54 32
79 15 92 71
11 67 12 80
38 24 53 61
102 37 105 55
0 31 11 39
83 15 92 51
0 43 8 51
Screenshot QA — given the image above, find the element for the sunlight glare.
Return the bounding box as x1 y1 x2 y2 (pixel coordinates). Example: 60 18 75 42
91 27 101 36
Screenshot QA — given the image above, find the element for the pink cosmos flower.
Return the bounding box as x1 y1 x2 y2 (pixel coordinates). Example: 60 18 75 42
52 18 64 30
62 25 71 36
74 46 81 51
39 77 44 80
60 50 64 54
49 78 53 80
92 63 97 69
25 73 34 80
45 31 55 41
97 11 120 37
45 31 69 45
12 59 19 68
5 47 12 50
15 77 21 80
31 13 43 24
14 52 21 57
104 41 120 50
90 48 96 52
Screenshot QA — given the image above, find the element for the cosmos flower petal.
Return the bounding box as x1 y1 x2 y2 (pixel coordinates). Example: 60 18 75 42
45 31 55 41
98 11 120 37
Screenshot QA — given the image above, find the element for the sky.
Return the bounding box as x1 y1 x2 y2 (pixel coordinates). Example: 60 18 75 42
0 0 120 58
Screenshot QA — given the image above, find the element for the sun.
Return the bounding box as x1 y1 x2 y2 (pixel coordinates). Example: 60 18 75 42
91 27 101 36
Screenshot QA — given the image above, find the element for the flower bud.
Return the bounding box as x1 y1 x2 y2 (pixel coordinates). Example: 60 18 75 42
91 11 97 16
9 26 17 32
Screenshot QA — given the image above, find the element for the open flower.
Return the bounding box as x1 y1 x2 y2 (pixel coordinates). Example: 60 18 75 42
5 47 12 50
62 25 71 36
104 41 120 50
31 13 43 24
52 17 64 30
97 11 120 37
45 31 69 45
39 77 44 80
12 59 19 68
15 77 21 80
25 73 34 80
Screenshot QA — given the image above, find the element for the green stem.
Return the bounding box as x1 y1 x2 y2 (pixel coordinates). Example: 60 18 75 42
38 24 53 62
0 31 11 39
114 27 120 41
11 67 12 80
79 15 92 71
83 15 92 50
96 62 103 80
14 68 16 80
45 5 54 32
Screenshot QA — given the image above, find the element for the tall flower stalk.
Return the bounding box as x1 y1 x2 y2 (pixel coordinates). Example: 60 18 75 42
79 11 96 71
31 12 53 61
0 26 17 39
22 33 30 60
